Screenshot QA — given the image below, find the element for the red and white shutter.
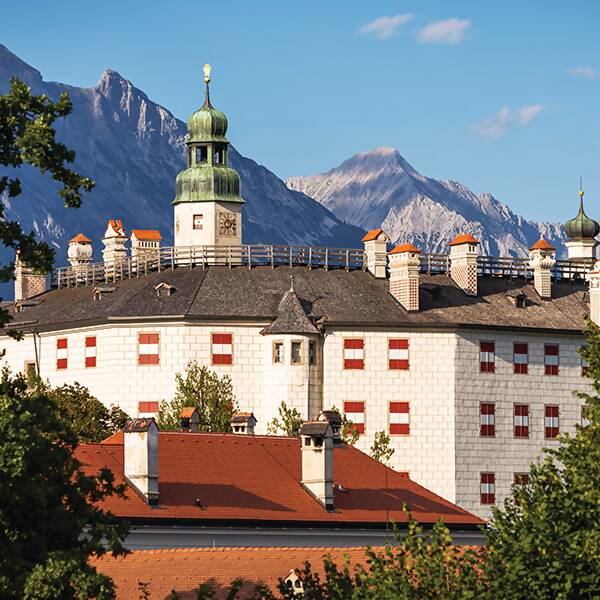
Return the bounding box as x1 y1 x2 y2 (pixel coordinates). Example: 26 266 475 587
138 401 159 417
344 401 365 434
138 333 159 365
513 343 528 374
388 339 409 370
343 339 364 370
480 473 495 504
480 403 495 437
212 333 233 365
389 402 410 434
545 405 559 438
514 404 529 438
480 341 495 373
544 344 559 375
56 338 68 370
85 336 97 368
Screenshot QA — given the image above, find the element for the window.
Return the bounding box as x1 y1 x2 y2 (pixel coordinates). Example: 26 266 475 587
309 340 316 365
291 341 302 365
138 332 159 365
580 347 589 376
388 338 409 370
514 473 530 487
513 342 528 374
480 341 495 373
85 336 97 368
212 333 233 365
480 403 496 437
195 145 208 164
514 404 529 438
582 405 590 427
343 401 365 434
56 338 68 370
24 361 37 379
389 402 410 435
343 338 364 370
545 405 559 438
214 147 222 164
193 214 203 230
138 401 159 416
273 341 283 364
480 473 495 504
544 344 559 375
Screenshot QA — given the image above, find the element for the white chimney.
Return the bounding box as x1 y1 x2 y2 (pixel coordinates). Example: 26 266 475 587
14 251 47 302
131 229 161 267
528 238 555 300
124 418 159 505
67 233 93 281
299 421 334 510
388 243 421 311
449 234 479 296
102 219 127 268
587 260 600 325
231 412 257 435
362 229 390 278
317 409 342 444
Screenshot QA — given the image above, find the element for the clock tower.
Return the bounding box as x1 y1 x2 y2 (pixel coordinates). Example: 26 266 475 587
172 64 244 252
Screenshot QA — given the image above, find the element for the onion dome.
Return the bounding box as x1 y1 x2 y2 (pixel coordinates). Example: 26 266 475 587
564 186 600 240
187 63 228 143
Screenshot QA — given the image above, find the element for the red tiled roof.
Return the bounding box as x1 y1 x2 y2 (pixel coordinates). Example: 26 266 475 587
68 233 92 244
449 234 479 246
94 546 373 600
131 229 162 241
529 238 555 251
361 228 387 242
180 407 197 419
389 243 421 255
76 432 482 526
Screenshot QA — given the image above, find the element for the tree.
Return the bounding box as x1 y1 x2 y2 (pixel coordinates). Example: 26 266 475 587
0 370 128 599
0 79 93 319
267 401 303 437
157 361 238 432
482 318 600 599
45 381 129 443
370 431 395 465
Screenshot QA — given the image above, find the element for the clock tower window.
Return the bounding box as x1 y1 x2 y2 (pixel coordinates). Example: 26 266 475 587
193 214 203 230
195 145 208 165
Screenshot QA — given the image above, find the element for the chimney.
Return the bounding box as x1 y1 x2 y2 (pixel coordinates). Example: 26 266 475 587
67 233 93 278
180 407 200 432
102 219 127 269
231 412 257 435
528 238 555 300
388 243 421 311
362 229 390 278
317 409 342 444
449 234 479 296
299 421 334 510
131 229 161 267
587 260 600 325
14 251 47 302
124 418 159 505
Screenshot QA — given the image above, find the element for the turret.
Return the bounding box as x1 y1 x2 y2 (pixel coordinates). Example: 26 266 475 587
563 182 599 263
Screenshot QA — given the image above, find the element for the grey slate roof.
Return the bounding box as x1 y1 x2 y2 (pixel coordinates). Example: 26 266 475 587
5 265 589 335
261 287 319 336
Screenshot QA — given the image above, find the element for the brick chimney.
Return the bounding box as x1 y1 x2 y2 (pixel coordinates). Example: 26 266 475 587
449 234 479 296
587 260 600 325
529 238 555 300
14 251 47 302
124 418 159 505
231 412 257 435
180 407 200 432
388 243 421 311
317 409 342 444
362 229 390 278
299 421 333 510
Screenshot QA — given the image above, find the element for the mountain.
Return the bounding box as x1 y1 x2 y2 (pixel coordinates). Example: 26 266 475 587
287 147 567 257
0 45 363 269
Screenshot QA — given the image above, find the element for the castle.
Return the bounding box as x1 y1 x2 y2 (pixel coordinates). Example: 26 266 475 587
4 65 600 520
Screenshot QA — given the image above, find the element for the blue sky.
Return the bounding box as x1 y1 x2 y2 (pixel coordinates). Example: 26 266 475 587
3 0 600 222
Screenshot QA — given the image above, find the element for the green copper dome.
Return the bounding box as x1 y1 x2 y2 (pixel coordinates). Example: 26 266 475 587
173 164 242 204
564 190 600 240
187 100 228 143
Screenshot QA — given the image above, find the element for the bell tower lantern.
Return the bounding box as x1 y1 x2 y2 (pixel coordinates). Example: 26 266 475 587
172 64 244 251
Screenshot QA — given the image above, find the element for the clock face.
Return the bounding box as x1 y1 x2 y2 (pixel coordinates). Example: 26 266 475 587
219 212 238 237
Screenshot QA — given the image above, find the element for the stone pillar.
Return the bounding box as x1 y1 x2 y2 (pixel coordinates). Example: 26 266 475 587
587 261 600 325
14 251 47 302
124 418 159 505
362 229 390 279
388 243 421 311
529 239 555 300
449 234 479 296
300 421 333 511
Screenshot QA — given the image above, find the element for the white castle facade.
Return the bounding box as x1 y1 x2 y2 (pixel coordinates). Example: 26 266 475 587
3 68 600 520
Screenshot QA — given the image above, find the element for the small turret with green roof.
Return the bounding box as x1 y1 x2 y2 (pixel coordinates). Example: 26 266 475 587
563 179 599 262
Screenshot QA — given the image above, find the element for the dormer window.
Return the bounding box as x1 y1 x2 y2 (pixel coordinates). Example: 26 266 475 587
195 145 208 164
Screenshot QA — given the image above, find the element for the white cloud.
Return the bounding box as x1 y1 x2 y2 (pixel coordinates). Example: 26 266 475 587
418 18 471 44
475 105 544 138
359 14 413 40
569 66 597 79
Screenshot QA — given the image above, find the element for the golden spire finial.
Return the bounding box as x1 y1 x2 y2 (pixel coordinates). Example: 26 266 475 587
580 175 584 199
203 63 211 84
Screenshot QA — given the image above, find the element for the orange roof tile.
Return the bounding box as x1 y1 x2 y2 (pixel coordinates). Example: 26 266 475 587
529 238 555 251
449 234 479 246
68 233 92 244
131 229 162 241
361 228 387 242
180 407 197 419
389 243 421 255
76 432 482 527
108 219 124 233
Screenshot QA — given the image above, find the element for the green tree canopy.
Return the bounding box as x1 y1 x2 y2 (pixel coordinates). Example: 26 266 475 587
267 401 303 437
0 370 127 599
157 361 238 432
